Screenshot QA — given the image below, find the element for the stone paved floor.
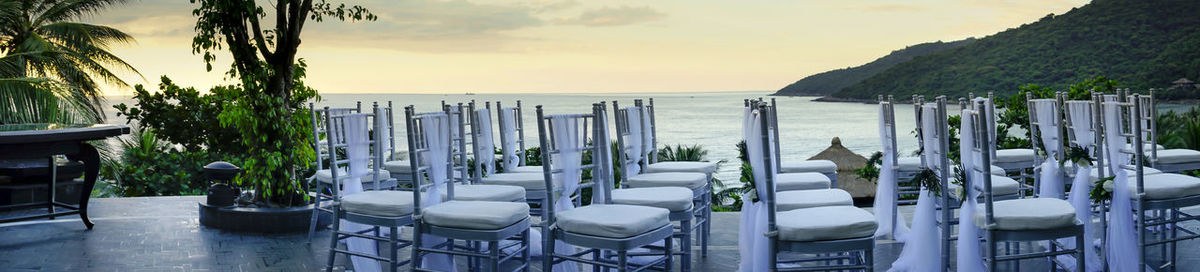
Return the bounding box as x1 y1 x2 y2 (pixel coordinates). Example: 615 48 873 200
0 196 1197 271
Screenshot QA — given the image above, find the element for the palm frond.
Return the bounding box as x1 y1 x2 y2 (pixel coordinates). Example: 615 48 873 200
33 0 130 26
0 77 101 124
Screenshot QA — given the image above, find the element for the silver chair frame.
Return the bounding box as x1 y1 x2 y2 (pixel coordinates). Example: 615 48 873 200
603 102 695 271
753 103 875 272
496 101 528 171
1135 90 1200 173
1026 93 1070 198
321 109 413 272
479 101 553 217
1105 94 1200 271
406 105 534 272
766 98 839 186
971 99 1085 272
616 100 713 257
536 105 675 272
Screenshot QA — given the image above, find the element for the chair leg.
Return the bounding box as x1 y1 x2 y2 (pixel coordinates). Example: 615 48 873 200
987 232 997 272
1076 232 1085 272
489 238 501 272
522 229 531 272
681 218 692 271
865 245 875 272
664 234 674 271
309 191 324 242
617 251 628 272
542 226 554 272
412 223 424 271
390 226 399 272
326 211 341 272
1170 208 1179 272
701 186 712 257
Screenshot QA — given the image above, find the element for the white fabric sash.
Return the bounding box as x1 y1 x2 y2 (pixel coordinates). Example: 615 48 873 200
1034 99 1064 198
594 109 614 203
874 103 909 239
889 104 942 271
475 109 496 176
1102 101 1140 271
419 113 455 271
549 116 582 272
623 107 645 176
342 114 382 272
738 106 771 272
1061 101 1103 271
640 104 654 161
956 109 986 272
499 107 520 172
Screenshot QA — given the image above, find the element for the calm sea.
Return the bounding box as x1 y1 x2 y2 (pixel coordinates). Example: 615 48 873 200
109 92 1192 182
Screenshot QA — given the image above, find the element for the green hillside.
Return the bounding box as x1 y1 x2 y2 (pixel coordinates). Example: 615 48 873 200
831 0 1200 100
773 39 974 96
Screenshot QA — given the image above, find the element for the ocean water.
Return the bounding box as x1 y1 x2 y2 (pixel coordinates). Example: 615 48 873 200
102 92 924 182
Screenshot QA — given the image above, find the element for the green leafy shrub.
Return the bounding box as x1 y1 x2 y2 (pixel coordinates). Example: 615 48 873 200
114 76 243 154
100 127 235 196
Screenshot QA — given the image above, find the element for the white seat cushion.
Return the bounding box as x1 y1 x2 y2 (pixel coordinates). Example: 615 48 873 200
989 165 1006 176
423 201 529 230
341 191 414 217
1103 173 1200 200
1143 144 1167 152
779 160 838 174
949 175 1021 198
611 187 694 212
776 206 877 242
556 204 671 238
995 148 1036 163
624 172 708 190
482 173 555 191
776 189 853 211
508 165 544 173
897 157 923 172
443 184 525 202
975 198 1077 230
383 160 413 174
1150 149 1200 164
315 169 392 184
644 161 718 174
776 173 831 191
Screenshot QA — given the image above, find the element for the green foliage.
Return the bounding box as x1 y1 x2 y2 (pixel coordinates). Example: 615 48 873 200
1062 144 1094 168
832 0 1200 100
217 62 318 206
1090 176 1115 204
0 0 141 121
657 144 709 162
775 39 975 96
523 146 542 166
911 168 943 197
99 127 235 197
1158 107 1200 150
992 76 1118 150
714 141 755 210
114 76 242 153
0 76 101 124
854 151 882 183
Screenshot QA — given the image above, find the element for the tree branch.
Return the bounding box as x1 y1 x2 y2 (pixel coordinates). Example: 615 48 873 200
247 10 274 61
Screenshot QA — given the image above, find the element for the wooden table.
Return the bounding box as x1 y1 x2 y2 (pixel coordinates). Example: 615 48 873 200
0 124 129 229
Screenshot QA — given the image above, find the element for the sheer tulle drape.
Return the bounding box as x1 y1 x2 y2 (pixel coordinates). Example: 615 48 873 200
624 107 645 176
475 109 496 176
548 116 583 272
1062 101 1103 271
874 103 909 239
419 114 456 271
1102 101 1140 271
738 107 771 272
500 107 520 172
956 109 986 272
888 104 942 271
1034 100 1064 199
343 114 382 272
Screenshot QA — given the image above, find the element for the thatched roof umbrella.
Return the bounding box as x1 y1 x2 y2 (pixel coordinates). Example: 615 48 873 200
807 137 872 198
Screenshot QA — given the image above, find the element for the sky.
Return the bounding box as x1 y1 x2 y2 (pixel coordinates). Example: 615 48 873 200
91 0 1090 95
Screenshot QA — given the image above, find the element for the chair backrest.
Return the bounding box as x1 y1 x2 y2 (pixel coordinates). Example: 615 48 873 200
644 98 660 164
468 101 496 183
879 95 900 169
310 102 362 170
535 105 599 224
445 102 471 184
967 100 998 227
613 100 643 182
769 98 785 171
322 106 383 197
593 102 617 204
634 99 655 165
403 105 455 216
1100 94 1149 194
372 102 397 162
1063 96 1106 175
748 103 782 239
496 101 528 171
913 95 928 167
1132 91 1159 166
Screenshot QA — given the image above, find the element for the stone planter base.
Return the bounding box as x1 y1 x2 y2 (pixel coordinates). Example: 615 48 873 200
199 202 331 233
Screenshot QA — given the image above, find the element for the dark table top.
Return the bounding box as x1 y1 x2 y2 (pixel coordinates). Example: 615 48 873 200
0 124 130 145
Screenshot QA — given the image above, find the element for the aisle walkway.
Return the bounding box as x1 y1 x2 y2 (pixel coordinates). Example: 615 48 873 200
1 196 1196 271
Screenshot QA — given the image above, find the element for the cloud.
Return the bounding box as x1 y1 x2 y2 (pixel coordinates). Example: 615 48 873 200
555 6 666 27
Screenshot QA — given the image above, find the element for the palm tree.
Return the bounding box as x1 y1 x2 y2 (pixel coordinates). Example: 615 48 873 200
0 0 140 123
0 50 101 124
